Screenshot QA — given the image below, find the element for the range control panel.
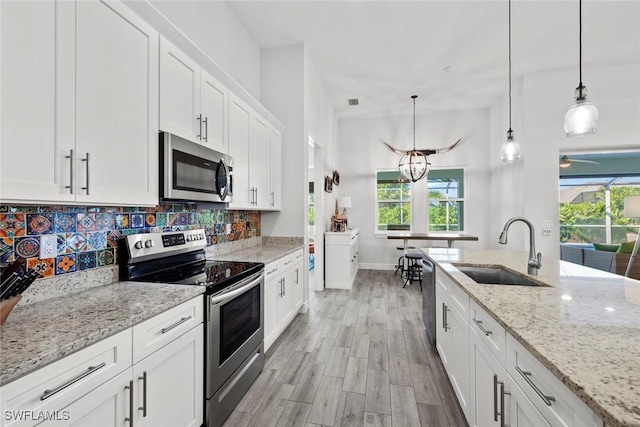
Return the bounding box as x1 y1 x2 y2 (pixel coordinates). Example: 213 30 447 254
126 229 207 263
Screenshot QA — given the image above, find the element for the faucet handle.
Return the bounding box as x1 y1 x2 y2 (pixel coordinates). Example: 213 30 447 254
536 252 542 268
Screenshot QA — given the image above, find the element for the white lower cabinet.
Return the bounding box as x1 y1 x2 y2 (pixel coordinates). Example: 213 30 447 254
324 229 359 289
435 272 470 421
0 296 204 427
470 328 549 427
436 270 603 427
263 249 305 351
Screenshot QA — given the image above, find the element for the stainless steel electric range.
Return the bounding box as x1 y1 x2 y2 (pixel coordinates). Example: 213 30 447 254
120 229 264 427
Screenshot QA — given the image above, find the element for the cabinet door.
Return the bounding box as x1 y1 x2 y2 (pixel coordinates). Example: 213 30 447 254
508 379 551 427
73 0 158 206
39 369 131 427
200 71 228 153
268 128 282 209
264 276 280 351
278 275 294 328
0 0 74 203
251 114 270 208
133 324 203 427
449 301 470 420
470 329 503 427
292 261 304 312
435 287 451 371
159 37 200 142
228 95 252 208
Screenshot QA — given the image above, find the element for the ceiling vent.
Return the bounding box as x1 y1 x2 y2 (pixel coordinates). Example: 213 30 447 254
348 98 359 106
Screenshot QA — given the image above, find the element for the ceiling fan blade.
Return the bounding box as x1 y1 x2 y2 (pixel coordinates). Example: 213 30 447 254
417 137 463 155
570 159 600 165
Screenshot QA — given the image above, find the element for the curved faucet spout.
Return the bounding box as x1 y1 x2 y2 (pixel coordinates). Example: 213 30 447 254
498 217 542 275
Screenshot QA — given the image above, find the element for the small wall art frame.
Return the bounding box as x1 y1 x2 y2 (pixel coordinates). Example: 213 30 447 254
332 170 340 186
324 176 333 193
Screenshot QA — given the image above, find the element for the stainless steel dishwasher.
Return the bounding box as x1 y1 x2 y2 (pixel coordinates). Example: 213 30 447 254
420 256 436 348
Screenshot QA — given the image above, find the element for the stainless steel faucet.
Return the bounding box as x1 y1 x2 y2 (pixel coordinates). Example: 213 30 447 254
498 217 542 275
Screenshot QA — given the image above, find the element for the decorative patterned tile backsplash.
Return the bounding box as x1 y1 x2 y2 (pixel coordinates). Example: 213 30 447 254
0 203 260 278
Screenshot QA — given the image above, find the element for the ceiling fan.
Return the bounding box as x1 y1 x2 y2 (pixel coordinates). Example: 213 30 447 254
559 155 600 168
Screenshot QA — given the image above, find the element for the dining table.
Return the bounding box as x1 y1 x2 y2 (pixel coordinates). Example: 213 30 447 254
387 231 479 249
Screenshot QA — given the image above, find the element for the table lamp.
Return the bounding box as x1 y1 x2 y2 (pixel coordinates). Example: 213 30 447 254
624 195 640 277
339 196 352 228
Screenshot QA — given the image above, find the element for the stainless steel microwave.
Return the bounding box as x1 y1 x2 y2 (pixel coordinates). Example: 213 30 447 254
160 132 233 203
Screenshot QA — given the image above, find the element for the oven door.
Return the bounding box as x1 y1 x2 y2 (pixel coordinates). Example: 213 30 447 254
207 271 264 396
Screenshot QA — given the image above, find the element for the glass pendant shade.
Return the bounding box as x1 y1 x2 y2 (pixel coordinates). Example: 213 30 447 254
501 130 521 163
399 151 430 182
564 86 598 137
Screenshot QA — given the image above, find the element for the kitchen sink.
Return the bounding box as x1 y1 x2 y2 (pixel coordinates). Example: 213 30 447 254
456 266 544 287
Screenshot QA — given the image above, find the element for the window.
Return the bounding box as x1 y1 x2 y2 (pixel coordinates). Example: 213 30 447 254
427 169 465 231
376 171 411 231
559 175 640 244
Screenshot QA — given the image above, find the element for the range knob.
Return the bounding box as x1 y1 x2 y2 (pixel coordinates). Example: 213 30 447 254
134 241 144 249
144 240 154 248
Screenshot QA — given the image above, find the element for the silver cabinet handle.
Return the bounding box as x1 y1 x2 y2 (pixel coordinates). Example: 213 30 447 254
499 380 510 427
473 318 492 336
515 365 555 406
203 116 208 142
161 316 192 334
41 362 106 400
125 380 134 425
138 371 147 417
65 149 74 194
295 269 299 284
494 374 499 422
442 303 449 332
267 268 278 275
255 188 258 205
81 153 90 195
197 114 202 139
284 260 292 266
271 191 275 206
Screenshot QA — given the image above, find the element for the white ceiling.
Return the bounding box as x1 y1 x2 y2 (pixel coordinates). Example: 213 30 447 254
227 1 640 119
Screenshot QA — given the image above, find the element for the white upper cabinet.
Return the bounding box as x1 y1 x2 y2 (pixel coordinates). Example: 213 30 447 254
160 38 228 154
251 113 270 208
228 94 252 208
0 0 159 206
1 1 71 202
228 94 283 211
268 128 282 210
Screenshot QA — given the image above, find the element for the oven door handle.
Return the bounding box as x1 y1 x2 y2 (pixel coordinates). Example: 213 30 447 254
209 271 263 305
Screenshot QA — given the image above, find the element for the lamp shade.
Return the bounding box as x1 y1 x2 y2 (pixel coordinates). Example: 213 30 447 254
399 151 430 182
339 196 352 209
564 87 598 137
624 196 640 218
500 130 521 163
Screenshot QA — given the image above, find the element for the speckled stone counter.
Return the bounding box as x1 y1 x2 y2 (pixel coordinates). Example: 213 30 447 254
423 248 640 427
208 237 304 264
0 282 204 385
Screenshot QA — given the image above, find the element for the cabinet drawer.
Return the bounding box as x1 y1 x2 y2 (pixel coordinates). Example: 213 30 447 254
279 253 296 271
264 261 279 279
1 329 132 426
450 279 469 320
292 249 304 263
506 334 602 427
133 296 203 363
470 299 506 365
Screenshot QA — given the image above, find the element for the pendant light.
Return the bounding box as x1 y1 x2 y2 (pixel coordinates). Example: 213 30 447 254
501 0 521 163
398 95 430 182
564 0 598 137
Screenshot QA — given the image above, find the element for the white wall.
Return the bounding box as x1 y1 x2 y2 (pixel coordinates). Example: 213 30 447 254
337 108 491 270
149 0 262 100
490 63 640 260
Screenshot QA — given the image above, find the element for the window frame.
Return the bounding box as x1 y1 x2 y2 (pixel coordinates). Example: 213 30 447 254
426 168 466 232
375 169 412 233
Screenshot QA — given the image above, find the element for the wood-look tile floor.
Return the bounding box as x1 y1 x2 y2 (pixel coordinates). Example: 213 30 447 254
223 270 468 427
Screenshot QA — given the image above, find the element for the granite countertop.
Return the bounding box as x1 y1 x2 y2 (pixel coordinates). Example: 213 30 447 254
422 248 640 427
209 240 304 264
0 282 204 386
